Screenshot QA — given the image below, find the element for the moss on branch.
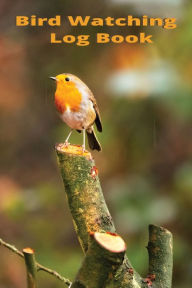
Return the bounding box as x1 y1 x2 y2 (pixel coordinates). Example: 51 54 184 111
147 225 173 288
56 144 116 252
0 144 174 288
71 232 126 288
56 144 142 287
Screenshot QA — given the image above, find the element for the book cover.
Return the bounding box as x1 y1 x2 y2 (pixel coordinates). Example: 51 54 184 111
0 1 191 287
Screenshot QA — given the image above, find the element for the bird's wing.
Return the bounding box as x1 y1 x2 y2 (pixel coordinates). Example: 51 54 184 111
89 92 102 132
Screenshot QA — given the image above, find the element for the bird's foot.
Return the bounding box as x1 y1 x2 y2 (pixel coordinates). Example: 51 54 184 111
82 144 86 153
64 141 70 148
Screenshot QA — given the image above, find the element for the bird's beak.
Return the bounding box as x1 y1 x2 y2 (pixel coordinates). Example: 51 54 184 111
50 76 57 81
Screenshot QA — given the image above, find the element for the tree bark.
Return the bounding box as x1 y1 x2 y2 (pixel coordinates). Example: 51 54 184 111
71 232 126 288
23 248 37 288
56 144 142 287
56 143 173 288
147 225 173 288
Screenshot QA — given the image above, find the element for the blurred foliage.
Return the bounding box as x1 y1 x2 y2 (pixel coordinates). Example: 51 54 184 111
0 0 192 287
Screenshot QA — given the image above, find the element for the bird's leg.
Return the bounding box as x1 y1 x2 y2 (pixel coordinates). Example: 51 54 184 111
64 129 73 146
82 129 86 152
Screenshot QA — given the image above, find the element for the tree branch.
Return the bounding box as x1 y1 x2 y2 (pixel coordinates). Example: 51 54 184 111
147 224 173 288
23 248 37 288
0 144 174 288
56 143 142 288
37 263 71 286
71 232 126 288
0 237 24 258
0 238 72 287
56 143 116 252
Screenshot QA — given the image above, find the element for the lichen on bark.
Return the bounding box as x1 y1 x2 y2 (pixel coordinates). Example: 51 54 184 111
56 144 173 288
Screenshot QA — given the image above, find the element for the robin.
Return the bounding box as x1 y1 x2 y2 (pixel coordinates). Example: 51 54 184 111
50 73 102 151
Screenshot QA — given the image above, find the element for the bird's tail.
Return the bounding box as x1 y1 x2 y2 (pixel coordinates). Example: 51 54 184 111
86 128 102 151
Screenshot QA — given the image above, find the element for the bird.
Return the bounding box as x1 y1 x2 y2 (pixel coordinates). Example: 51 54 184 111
50 73 102 151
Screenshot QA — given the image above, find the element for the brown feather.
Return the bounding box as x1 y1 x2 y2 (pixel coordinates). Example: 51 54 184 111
86 128 102 151
88 91 102 132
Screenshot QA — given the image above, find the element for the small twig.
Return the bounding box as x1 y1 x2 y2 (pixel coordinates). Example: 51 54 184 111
37 263 72 286
23 248 37 288
0 238 72 287
0 238 24 257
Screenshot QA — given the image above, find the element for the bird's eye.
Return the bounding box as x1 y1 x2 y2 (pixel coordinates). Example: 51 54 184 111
65 77 70 82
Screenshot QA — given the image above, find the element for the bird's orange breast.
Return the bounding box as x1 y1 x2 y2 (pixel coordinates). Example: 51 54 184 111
55 82 82 113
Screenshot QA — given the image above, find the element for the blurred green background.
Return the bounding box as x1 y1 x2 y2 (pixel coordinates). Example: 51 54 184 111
0 0 192 287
